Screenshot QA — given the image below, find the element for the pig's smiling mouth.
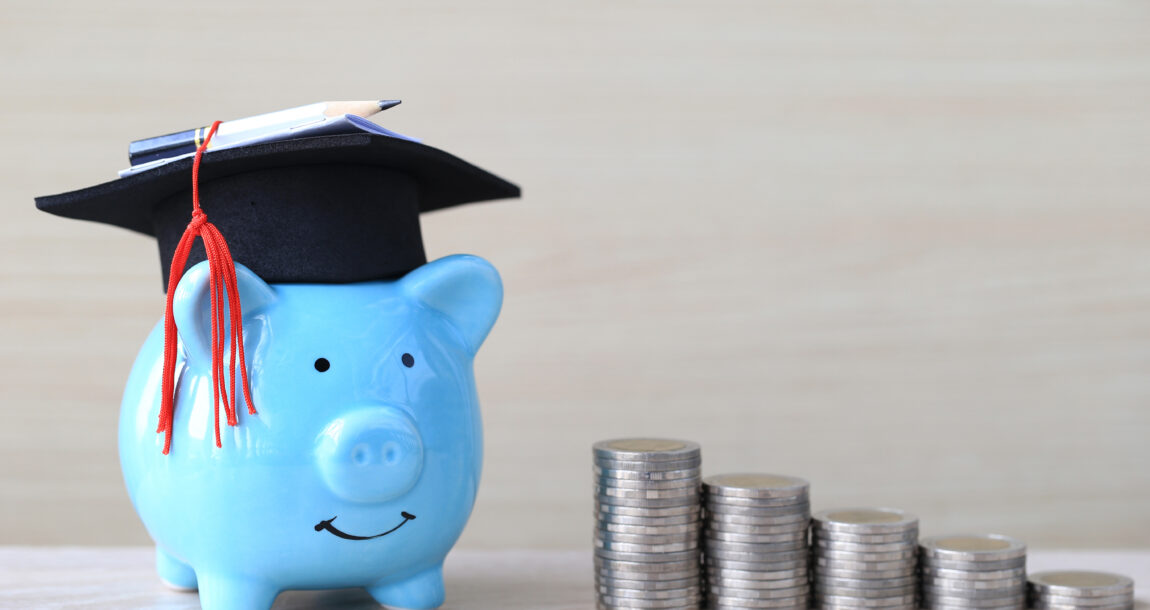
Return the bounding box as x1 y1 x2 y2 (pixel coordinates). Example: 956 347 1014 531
314 512 416 541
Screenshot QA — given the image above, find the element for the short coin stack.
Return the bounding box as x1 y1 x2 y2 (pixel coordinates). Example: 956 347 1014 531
919 534 1027 610
701 473 811 609
811 507 919 610
1028 571 1135 610
594 439 703 609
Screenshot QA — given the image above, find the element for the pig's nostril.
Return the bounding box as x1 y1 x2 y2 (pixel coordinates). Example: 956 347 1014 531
351 443 372 466
383 442 400 465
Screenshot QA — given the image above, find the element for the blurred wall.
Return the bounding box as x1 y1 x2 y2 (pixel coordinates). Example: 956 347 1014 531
1 0 1148 550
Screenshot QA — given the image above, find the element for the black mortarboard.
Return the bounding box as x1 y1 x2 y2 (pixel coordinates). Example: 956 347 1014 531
34 133 520 289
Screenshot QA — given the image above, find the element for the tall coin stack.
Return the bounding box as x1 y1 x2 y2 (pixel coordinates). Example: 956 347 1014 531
701 473 811 609
811 507 920 610
594 439 703 610
919 534 1027 610
1028 571 1134 610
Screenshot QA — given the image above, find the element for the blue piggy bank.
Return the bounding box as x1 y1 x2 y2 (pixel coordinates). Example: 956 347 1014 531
119 254 502 610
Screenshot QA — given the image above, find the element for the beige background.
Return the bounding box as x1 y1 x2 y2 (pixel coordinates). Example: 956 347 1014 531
1 0 1149 551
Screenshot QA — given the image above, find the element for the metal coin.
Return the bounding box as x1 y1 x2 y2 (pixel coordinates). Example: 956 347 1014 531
704 539 808 554
705 547 808 563
1031 593 1135 607
593 438 701 461
601 521 700 536
707 594 810 608
813 583 917 598
706 512 811 528
922 584 1024 599
707 583 811 599
705 519 810 535
919 534 1026 563
597 502 701 518
599 569 701 583
704 493 810 509
813 592 917 607
704 505 811 521
812 539 917 554
595 548 700 563
599 484 700 500
703 528 808 544
704 556 809 572
596 575 701 591
706 574 809 589
919 555 1026 572
812 508 918 534
921 593 1025 608
922 565 1026 581
598 589 703 603
703 473 810 499
813 557 917 572
594 455 702 471
813 547 916 562
923 576 1026 591
817 575 916 589
595 540 698 554
596 584 702 599
596 558 700 576
595 464 701 480
811 529 919 545
926 603 1024 610
598 511 701 527
597 494 701 509
706 565 808 580
597 476 700 491
597 530 699 545
1028 571 1135 598
1030 602 1132 610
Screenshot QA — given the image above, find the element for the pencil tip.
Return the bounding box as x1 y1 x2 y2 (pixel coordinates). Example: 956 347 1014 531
378 100 402 110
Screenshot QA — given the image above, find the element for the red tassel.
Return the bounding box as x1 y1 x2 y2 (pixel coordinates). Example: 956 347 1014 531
158 121 256 454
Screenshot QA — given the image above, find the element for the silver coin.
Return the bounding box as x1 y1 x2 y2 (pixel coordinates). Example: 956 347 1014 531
597 502 701 518
602 521 701 536
1031 593 1135 607
594 455 703 471
602 527 699 540
595 464 701 479
599 569 701 583
922 583 1024 599
925 603 1024 610
705 519 810 535
812 508 918 534
704 556 809 572
922 565 1026 581
704 505 811 521
921 589 1026 603
595 540 698 554
704 493 810 509
708 589 809 603
1028 571 1135 598
597 494 702 509
705 547 808 563
919 555 1026 572
919 534 1026 563
598 589 703 603
813 582 917 598
707 574 809 589
814 567 916 582
706 565 808 580
813 547 916 562
817 603 915 610
599 511 701 526
597 476 701 491
707 501 811 516
594 438 701 461
813 557 917 572
597 559 701 576
813 592 917 607
595 602 701 610
597 584 703 599
812 539 917 554
707 583 810 599
1030 601 1132 610
599 484 701 499
704 539 808 554
706 512 811 528
596 575 701 591
816 575 916 589
811 529 918 545
923 576 1026 591
703 473 810 499
703 528 808 544
595 548 700 563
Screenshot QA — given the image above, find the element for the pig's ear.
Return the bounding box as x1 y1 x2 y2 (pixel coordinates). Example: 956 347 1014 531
172 261 277 366
401 254 503 354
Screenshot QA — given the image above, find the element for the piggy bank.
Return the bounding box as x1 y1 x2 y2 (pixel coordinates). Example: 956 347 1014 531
119 254 502 610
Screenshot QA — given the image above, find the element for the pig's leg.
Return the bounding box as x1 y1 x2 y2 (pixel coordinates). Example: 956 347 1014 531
366 563 445 610
195 573 280 610
155 546 197 591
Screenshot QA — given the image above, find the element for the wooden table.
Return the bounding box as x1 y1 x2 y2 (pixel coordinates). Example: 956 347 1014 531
0 548 1146 609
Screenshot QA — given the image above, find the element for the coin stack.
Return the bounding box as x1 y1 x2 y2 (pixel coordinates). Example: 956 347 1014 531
1028 571 1135 610
594 438 703 609
701 473 811 609
919 534 1027 610
811 507 920 610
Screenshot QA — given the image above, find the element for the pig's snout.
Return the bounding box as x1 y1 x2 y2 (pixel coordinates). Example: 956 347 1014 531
315 407 424 503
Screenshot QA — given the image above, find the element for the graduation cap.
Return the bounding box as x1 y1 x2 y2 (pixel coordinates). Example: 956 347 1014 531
35 114 519 454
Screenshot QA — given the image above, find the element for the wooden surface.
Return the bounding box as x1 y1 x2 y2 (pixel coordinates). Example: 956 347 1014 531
2 1 1150 550
0 548 1146 609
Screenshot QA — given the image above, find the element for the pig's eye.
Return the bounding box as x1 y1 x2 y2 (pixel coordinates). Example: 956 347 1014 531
401 353 415 368
314 358 330 372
